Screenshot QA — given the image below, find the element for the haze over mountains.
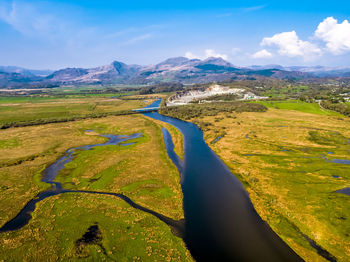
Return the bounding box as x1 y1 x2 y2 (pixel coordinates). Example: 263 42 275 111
1 57 350 88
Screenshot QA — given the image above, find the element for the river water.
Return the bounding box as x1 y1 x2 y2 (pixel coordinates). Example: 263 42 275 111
144 100 303 262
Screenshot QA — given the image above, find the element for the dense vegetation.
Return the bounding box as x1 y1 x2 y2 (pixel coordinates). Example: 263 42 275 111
321 100 350 116
0 109 136 129
160 101 267 120
139 83 183 95
194 93 239 102
216 78 350 102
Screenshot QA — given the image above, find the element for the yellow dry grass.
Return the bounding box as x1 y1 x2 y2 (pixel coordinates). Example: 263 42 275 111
148 118 185 159
192 108 350 262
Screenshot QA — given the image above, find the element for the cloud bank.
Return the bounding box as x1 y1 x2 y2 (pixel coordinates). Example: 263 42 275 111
315 17 350 54
261 31 321 58
252 49 272 59
185 49 228 60
254 17 350 61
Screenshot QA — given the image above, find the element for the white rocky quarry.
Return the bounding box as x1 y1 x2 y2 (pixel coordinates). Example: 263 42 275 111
166 84 267 106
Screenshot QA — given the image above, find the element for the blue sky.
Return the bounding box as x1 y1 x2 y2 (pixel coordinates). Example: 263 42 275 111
1 0 350 69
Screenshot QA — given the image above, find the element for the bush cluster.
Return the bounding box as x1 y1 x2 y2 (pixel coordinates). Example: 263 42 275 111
160 101 267 120
0 110 137 129
321 100 350 116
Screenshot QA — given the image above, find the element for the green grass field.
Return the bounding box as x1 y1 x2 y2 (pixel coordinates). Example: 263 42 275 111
0 96 152 127
255 100 343 116
0 90 138 102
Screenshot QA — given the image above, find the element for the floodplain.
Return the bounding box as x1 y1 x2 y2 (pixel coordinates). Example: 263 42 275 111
0 94 191 261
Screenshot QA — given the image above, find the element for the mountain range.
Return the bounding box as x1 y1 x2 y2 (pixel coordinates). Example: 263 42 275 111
1 57 350 88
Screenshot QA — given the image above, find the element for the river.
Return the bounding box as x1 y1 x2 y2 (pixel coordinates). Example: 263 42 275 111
143 99 303 261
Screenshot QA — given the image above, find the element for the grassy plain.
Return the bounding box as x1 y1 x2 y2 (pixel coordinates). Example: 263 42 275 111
126 93 170 100
0 100 192 261
0 96 150 127
162 102 350 261
255 100 342 116
260 85 309 98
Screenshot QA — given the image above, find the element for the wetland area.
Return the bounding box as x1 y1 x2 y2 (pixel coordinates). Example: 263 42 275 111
0 93 349 262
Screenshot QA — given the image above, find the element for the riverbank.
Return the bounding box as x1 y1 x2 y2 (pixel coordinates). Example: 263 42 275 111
148 119 185 159
160 105 350 261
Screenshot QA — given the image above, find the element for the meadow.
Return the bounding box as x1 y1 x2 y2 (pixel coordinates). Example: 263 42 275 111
255 100 342 116
0 96 192 261
0 95 151 128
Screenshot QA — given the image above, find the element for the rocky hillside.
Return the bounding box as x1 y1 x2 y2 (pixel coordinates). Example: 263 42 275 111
3 57 348 88
0 71 42 87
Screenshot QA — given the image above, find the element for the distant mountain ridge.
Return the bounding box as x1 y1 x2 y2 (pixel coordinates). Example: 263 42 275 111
0 66 53 77
1 57 350 88
0 71 43 87
248 65 350 77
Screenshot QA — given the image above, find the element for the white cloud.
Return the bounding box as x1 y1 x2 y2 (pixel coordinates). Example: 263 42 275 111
184 51 199 59
257 17 350 60
231 47 241 55
0 1 67 38
252 49 272 59
105 24 165 40
315 17 350 54
105 27 138 39
215 13 232 18
242 5 267 12
0 0 99 51
123 33 152 45
205 49 228 60
261 31 322 58
185 49 228 60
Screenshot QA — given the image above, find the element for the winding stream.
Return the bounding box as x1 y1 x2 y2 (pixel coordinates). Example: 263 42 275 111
0 132 185 233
